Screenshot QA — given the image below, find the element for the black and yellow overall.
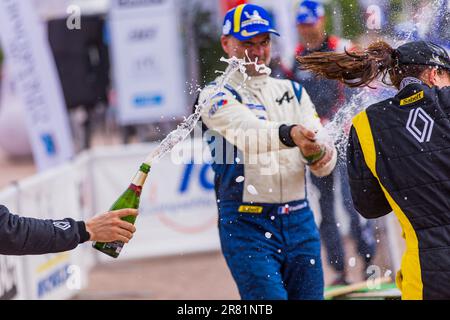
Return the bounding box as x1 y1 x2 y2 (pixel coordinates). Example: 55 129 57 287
347 82 450 299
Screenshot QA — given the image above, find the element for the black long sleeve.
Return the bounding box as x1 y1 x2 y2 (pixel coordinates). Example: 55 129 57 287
346 126 392 219
0 205 90 255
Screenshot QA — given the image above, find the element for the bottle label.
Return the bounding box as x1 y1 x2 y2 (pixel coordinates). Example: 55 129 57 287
103 240 124 252
132 171 148 188
129 184 142 195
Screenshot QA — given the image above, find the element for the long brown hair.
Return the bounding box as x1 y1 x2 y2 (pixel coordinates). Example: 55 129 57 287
296 41 428 89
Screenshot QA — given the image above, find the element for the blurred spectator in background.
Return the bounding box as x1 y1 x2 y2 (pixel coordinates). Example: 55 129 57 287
278 0 377 285
48 15 110 151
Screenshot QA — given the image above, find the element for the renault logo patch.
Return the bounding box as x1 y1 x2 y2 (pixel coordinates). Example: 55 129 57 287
400 91 424 105
406 107 434 143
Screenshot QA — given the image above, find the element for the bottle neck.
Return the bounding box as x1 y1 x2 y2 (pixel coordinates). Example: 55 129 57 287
129 168 149 195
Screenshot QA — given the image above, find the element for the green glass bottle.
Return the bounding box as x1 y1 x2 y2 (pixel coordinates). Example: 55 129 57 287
92 163 150 258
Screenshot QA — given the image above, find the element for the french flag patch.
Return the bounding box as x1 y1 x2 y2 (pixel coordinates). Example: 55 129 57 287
278 205 290 215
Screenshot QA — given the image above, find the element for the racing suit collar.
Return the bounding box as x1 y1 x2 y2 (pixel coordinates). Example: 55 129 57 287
229 68 270 90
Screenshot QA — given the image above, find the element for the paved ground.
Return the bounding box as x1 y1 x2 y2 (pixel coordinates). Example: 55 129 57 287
72 235 390 300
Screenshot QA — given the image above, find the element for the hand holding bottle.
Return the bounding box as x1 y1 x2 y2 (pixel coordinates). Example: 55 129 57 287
93 163 150 258
85 208 138 243
290 125 334 169
290 125 324 157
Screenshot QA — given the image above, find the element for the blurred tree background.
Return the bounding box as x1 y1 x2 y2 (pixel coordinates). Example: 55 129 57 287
337 0 363 39
323 0 409 39
191 3 224 86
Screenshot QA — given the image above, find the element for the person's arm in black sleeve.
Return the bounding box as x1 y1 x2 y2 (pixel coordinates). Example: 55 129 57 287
0 205 90 255
347 126 392 219
0 205 139 256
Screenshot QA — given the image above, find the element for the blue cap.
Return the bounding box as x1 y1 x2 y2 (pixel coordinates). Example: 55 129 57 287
296 0 325 25
222 4 280 41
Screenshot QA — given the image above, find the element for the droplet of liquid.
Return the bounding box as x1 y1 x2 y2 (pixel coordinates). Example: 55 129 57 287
235 176 245 183
349 257 356 267
247 185 258 195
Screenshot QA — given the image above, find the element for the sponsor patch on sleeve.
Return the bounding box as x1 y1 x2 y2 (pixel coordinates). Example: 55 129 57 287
400 91 424 106
238 205 263 214
209 98 228 117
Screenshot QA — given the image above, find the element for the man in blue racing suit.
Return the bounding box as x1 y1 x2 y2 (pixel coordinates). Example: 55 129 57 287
198 4 337 299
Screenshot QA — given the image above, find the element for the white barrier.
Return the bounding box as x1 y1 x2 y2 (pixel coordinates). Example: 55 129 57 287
15 164 87 299
72 152 97 272
0 186 26 300
0 138 219 299
90 141 219 261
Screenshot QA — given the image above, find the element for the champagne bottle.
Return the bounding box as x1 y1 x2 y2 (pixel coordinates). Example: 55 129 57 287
92 163 150 258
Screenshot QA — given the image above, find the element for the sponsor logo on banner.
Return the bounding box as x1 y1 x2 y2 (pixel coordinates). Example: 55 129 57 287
133 93 164 108
146 162 216 233
128 28 157 42
37 264 71 298
0 256 18 300
118 0 165 8
41 133 57 156
35 253 71 298
131 56 161 78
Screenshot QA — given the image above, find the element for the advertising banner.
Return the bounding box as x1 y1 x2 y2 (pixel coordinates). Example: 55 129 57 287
16 165 86 299
0 0 74 171
0 187 26 300
110 0 187 125
90 140 220 261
